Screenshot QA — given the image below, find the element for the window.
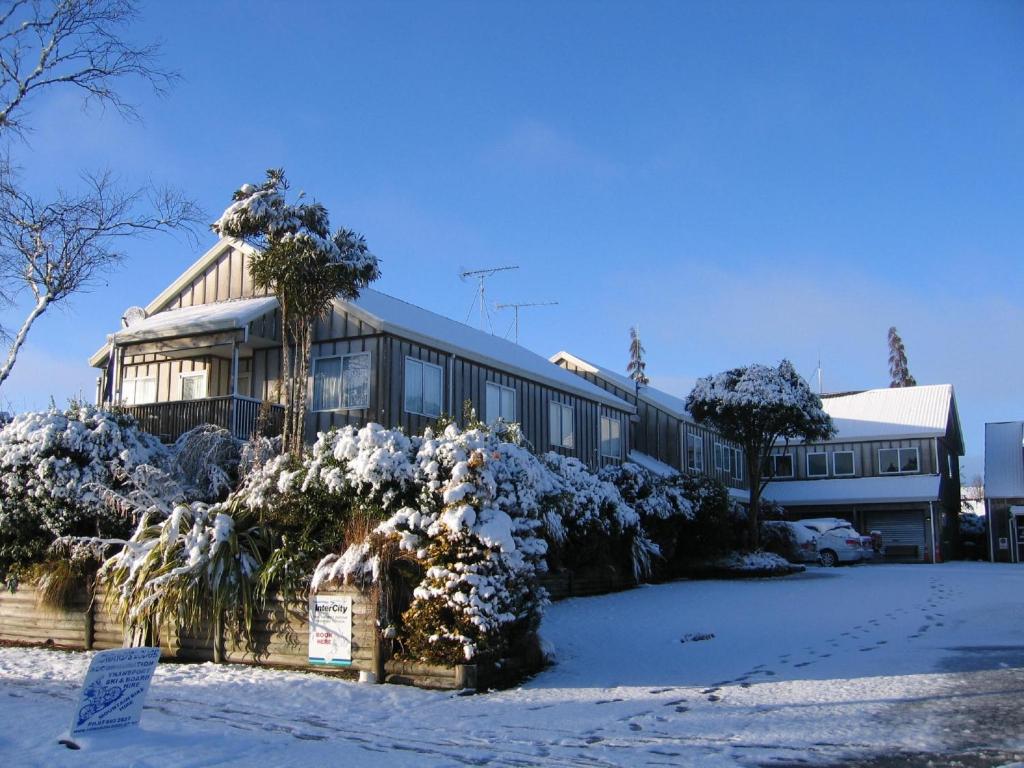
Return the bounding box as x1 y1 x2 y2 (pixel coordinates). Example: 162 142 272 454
833 451 855 477
485 382 516 425
179 372 207 401
122 376 156 405
766 452 794 478
686 433 704 472
879 447 920 474
731 448 743 480
313 353 370 411
600 416 622 459
549 402 574 448
714 443 731 473
404 357 443 417
807 452 829 478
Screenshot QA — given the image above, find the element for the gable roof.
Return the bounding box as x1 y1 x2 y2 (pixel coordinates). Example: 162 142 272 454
549 350 691 421
820 385 963 452
340 291 634 412
985 421 1024 499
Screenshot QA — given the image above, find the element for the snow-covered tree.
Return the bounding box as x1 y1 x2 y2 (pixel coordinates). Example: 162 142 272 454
686 361 834 550
887 326 917 388
626 326 650 390
213 169 380 455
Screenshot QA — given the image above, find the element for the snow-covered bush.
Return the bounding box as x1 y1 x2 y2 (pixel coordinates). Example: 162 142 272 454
0 405 167 586
170 425 242 502
671 475 744 564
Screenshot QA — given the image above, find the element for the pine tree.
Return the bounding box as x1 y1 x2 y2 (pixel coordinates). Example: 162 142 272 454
626 326 650 390
887 327 917 388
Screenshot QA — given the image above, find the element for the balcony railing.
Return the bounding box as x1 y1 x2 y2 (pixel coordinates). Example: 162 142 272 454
121 395 285 442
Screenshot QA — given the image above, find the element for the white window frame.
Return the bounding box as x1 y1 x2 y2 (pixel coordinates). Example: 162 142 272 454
878 447 920 475
686 432 704 472
806 452 829 478
312 352 371 412
122 376 157 405
179 371 207 401
404 356 443 418
832 450 856 477
549 401 575 449
714 442 731 473
600 416 622 459
731 447 743 481
769 452 794 479
485 381 516 425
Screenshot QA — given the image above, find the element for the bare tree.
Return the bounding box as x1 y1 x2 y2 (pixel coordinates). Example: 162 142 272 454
0 165 201 387
0 0 174 134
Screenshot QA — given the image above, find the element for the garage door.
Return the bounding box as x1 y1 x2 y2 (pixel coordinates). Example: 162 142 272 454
863 511 926 561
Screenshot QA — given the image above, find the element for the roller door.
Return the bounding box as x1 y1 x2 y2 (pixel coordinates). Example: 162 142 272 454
863 511 926 561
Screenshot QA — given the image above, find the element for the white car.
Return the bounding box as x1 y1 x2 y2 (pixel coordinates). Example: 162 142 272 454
763 520 819 563
799 518 867 567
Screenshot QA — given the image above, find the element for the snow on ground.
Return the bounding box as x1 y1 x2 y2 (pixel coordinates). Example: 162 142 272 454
3 562 1024 767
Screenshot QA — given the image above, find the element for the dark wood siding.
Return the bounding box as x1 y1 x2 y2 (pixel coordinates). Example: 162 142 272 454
768 437 939 481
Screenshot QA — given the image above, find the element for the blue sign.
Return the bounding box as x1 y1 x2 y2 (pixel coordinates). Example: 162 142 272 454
71 647 160 736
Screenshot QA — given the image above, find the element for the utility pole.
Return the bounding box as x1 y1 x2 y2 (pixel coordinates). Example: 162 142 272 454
460 266 519 332
495 300 559 343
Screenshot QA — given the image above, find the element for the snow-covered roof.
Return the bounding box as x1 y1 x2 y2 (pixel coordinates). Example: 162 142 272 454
985 421 1024 499
627 450 680 478
763 474 941 506
340 291 634 413
817 385 962 451
550 350 691 421
108 296 280 345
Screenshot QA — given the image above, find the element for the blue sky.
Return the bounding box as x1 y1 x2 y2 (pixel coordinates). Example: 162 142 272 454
1 0 1021 479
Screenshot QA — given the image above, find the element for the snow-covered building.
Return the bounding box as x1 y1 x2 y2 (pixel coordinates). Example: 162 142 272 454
984 421 1024 563
763 386 964 563
549 351 748 495
88 237 635 468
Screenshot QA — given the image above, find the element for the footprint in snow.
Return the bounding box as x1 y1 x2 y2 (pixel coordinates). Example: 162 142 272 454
706 695 722 702
629 722 642 731
858 647 876 652
793 662 812 668
700 687 720 695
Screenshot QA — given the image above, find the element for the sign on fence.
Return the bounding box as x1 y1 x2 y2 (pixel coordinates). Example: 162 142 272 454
71 647 160 737
308 594 352 666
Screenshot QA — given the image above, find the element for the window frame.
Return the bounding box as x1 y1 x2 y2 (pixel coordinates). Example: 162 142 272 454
806 451 829 478
686 432 704 472
122 375 157 405
600 415 622 459
549 401 575 449
731 447 744 480
878 446 921 475
832 450 856 477
485 381 516 425
768 452 795 479
714 442 731 473
403 356 444 418
179 371 207 401
312 352 371 413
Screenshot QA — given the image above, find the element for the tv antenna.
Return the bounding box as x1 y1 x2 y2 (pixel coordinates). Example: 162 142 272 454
495 300 559 343
460 265 519 332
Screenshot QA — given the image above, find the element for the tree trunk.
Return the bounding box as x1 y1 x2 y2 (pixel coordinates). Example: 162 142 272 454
0 295 49 388
747 446 762 551
279 297 292 450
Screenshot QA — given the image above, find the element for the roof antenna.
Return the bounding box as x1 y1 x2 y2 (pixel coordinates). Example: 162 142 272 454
459 265 519 333
816 352 823 395
495 300 559 343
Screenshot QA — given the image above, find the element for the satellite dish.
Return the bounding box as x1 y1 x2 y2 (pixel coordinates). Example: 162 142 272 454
122 306 147 328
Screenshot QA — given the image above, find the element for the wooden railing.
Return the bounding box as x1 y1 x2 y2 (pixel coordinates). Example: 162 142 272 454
122 396 284 442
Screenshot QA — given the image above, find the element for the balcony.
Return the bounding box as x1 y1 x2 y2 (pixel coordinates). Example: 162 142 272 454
121 395 284 442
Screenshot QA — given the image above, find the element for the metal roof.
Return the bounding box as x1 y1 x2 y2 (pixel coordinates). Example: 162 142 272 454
985 421 1024 499
764 474 942 506
108 296 279 344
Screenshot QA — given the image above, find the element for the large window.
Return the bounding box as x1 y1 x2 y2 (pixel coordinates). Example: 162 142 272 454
404 357 443 417
600 416 621 459
878 447 920 475
714 443 731 473
686 433 704 472
807 452 829 478
766 452 794 478
122 376 156 405
313 352 370 411
179 371 207 401
731 447 743 480
833 450 855 477
485 382 516 425
549 401 574 448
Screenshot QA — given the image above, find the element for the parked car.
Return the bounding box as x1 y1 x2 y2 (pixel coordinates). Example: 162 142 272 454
762 520 819 564
798 518 867 567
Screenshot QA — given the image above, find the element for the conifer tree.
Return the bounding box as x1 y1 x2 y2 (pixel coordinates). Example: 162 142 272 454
626 326 650 392
887 327 917 388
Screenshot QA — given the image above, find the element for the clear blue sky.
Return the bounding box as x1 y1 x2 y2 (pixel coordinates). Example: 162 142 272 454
2 0 1021 480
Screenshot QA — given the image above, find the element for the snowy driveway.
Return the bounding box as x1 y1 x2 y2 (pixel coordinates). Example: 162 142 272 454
2 562 1024 767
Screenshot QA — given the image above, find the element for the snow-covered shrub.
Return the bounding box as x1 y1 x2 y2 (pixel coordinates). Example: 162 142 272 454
540 453 657 582
0 405 167 587
170 425 242 502
671 475 743 565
